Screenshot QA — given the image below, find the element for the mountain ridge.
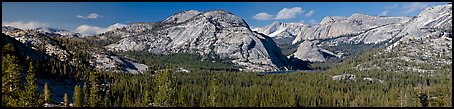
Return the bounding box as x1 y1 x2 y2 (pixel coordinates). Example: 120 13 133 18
252 3 451 64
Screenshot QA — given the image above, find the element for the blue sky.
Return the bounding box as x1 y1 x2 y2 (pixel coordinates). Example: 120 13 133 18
2 2 450 35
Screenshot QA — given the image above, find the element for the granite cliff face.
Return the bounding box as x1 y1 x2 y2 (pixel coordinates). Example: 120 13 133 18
104 10 289 71
387 3 452 48
291 40 341 62
354 4 451 75
385 3 452 65
291 14 412 44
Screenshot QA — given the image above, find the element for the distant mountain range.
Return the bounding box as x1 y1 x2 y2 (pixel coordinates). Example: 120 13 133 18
253 3 451 65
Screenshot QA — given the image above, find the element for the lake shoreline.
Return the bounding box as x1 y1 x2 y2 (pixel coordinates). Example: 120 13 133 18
256 70 323 76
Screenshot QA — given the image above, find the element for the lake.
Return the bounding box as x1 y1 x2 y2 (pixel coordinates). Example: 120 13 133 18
256 70 321 76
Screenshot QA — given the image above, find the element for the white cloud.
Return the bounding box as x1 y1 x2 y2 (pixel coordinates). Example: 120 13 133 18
304 10 315 17
252 12 274 20
401 2 429 14
2 21 48 30
379 10 389 16
308 19 318 25
75 25 102 35
275 7 304 20
252 7 306 21
76 13 102 19
75 23 127 35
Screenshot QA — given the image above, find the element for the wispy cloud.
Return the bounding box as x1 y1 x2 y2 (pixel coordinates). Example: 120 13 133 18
252 12 274 20
76 13 102 19
401 2 429 14
304 10 315 17
275 7 304 20
75 23 127 35
252 7 306 20
2 21 48 30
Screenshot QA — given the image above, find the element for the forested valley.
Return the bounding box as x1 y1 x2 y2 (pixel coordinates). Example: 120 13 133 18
2 33 451 107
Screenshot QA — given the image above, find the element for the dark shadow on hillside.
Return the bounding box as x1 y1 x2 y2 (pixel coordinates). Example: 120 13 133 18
288 56 312 70
256 33 291 71
118 57 138 70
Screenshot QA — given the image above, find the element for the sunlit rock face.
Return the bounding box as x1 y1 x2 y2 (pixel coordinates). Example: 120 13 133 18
104 10 289 71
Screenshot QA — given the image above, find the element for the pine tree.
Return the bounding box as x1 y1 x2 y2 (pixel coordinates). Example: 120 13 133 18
89 72 101 107
63 61 67 76
104 79 112 107
51 61 56 75
208 76 218 107
73 85 82 107
36 94 45 107
153 69 175 107
25 61 39 107
177 88 186 107
2 54 23 107
82 82 89 107
1 55 20 91
43 83 52 104
64 93 69 107
143 90 152 107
